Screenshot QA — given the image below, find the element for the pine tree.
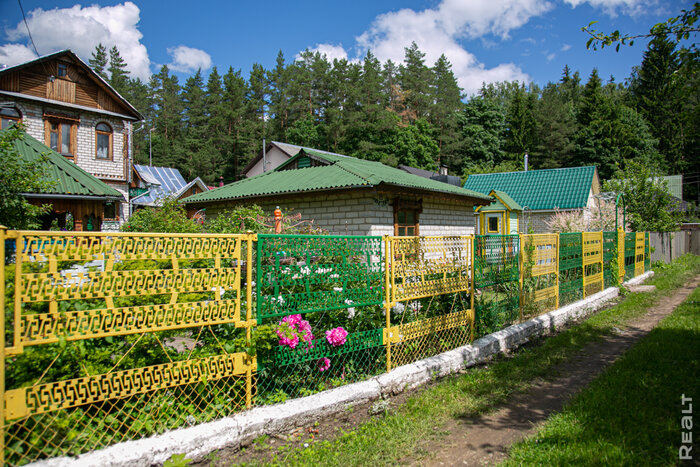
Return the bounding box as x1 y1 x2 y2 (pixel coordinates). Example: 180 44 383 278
107 46 130 95
399 42 432 120
631 34 683 173
268 51 291 141
221 67 249 180
89 43 108 79
431 54 463 168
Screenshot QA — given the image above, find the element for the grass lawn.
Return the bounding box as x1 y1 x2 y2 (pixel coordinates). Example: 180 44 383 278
504 277 700 466
239 255 700 466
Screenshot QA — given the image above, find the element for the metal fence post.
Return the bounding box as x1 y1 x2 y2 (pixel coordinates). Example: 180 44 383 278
618 227 625 284
0 226 5 466
384 236 392 373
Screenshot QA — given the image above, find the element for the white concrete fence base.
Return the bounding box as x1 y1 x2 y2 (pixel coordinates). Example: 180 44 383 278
31 271 654 467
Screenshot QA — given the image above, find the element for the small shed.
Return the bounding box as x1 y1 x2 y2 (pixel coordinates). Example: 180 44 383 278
475 190 522 235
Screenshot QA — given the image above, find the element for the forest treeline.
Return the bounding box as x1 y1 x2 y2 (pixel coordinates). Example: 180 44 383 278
91 34 699 199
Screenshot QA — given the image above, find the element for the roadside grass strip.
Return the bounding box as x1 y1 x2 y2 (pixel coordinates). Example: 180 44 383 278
239 255 700 466
504 279 700 466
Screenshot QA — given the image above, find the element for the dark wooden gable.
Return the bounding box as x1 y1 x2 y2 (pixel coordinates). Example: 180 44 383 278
0 52 138 118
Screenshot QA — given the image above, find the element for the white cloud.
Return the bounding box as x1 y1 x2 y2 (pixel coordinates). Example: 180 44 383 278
562 0 652 17
0 43 38 68
2 2 151 80
167 46 212 73
561 43 572 51
318 0 552 94
301 44 349 62
546 52 556 61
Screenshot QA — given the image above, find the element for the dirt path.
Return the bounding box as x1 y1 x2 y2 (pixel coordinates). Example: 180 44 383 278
419 275 700 467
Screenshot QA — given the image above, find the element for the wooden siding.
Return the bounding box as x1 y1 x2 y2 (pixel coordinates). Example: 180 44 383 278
0 56 135 117
0 71 20 92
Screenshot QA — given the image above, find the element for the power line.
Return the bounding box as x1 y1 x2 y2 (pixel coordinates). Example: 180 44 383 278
18 0 40 57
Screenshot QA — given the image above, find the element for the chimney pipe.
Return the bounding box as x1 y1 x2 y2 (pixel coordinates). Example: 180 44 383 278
262 138 267 173
524 152 529 172
219 176 224 187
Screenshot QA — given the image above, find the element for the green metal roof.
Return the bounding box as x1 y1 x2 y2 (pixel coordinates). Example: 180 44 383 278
185 149 492 204
8 130 124 199
490 190 522 211
463 166 597 210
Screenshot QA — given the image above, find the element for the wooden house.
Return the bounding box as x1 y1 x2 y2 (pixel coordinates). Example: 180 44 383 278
0 49 142 230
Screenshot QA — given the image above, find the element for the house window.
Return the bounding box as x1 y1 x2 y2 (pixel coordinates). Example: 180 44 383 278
57 63 67 77
95 122 113 160
49 121 73 156
1 107 21 129
104 202 118 220
487 216 499 233
394 199 421 236
45 117 77 159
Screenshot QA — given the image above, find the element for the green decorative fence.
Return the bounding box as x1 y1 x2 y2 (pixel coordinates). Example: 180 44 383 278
0 227 650 465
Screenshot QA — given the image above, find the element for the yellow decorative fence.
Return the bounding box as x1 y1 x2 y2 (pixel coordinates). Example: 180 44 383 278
582 232 604 297
0 227 649 465
384 236 474 370
520 234 559 318
1 229 256 465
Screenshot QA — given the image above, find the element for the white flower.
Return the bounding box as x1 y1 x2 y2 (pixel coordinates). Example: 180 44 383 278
392 302 405 314
347 307 356 319
333 287 343 292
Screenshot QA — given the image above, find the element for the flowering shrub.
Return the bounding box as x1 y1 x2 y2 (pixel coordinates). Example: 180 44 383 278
317 357 331 372
276 314 314 350
325 327 348 347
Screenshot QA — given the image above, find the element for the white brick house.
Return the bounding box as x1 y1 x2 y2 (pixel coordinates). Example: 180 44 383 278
0 50 142 231
184 149 492 236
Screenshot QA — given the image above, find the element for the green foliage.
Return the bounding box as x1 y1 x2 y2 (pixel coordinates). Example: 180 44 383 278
86 40 695 196
604 159 684 232
582 3 699 52
120 197 202 233
163 453 192 467
205 204 267 234
0 124 55 229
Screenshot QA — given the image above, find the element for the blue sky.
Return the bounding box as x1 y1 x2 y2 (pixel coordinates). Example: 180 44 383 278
0 1 691 95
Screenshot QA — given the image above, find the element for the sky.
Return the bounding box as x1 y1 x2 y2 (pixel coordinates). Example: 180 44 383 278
0 0 691 96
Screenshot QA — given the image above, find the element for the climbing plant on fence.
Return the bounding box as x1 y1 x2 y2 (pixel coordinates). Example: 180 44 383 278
473 235 519 336
0 227 649 465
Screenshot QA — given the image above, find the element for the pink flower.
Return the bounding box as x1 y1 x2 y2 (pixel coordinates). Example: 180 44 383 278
277 315 314 350
317 358 331 372
325 327 348 347
281 314 302 326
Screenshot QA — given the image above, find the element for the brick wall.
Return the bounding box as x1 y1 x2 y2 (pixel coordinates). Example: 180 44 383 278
205 192 476 236
16 101 131 227
17 101 128 183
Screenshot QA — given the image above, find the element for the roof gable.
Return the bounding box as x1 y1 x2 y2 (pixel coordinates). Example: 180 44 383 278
132 165 190 206
8 130 123 199
185 149 492 204
463 166 597 210
0 49 142 120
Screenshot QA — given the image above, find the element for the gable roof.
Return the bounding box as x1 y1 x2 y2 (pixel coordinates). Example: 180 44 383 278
240 141 304 175
185 149 492 204
0 49 142 121
476 190 523 213
132 165 209 206
8 130 124 200
463 166 598 210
